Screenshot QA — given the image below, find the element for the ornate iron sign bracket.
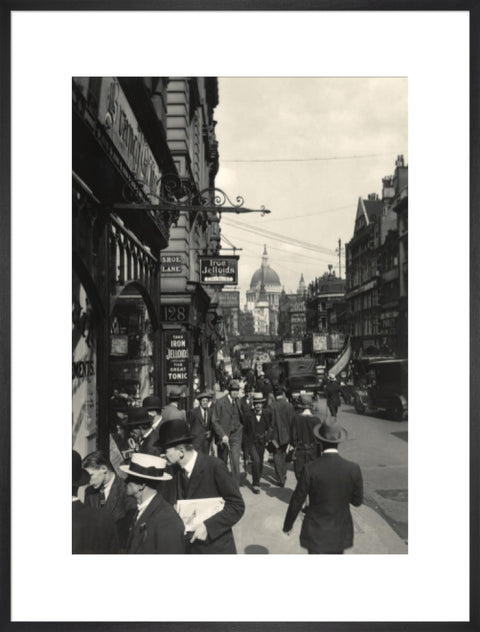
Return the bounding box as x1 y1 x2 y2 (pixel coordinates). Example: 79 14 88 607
113 173 271 217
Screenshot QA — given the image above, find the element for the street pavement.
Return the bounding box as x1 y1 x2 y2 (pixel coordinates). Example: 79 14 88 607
233 457 407 555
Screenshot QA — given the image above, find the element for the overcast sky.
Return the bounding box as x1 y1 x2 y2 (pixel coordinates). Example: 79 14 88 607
214 77 408 305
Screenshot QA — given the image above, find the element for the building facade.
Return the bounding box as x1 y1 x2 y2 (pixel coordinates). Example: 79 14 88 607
246 245 282 334
73 77 223 459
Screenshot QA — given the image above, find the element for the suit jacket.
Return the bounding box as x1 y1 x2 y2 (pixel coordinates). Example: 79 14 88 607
187 406 213 454
271 397 295 446
211 394 242 440
243 408 273 446
238 395 254 426
177 453 245 554
283 453 363 553
72 499 119 554
84 473 136 547
161 403 187 423
126 492 186 554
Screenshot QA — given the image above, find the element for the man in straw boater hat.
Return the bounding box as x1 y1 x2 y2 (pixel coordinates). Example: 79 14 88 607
283 420 363 554
155 416 245 554
243 392 272 494
120 453 186 554
187 390 214 455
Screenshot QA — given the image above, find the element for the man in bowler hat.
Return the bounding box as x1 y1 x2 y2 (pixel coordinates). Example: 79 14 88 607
211 379 243 485
269 385 295 487
161 386 187 423
283 420 363 554
155 417 245 554
187 391 214 455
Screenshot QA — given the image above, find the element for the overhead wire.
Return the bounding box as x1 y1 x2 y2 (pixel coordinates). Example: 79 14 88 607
221 152 395 164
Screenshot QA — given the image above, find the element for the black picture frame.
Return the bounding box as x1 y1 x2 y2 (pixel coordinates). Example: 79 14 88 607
1 1 478 630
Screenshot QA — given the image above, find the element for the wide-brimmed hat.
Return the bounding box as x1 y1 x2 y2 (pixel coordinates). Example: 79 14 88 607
228 380 241 391
142 395 162 411
167 386 184 400
120 453 172 481
296 393 313 409
72 450 90 487
126 407 152 427
252 392 265 403
154 417 194 450
197 391 213 401
313 420 348 443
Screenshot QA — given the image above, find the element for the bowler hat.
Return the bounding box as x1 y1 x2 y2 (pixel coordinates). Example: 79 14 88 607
167 386 184 400
252 392 265 403
197 391 213 401
313 420 348 443
154 417 193 449
119 453 172 481
72 450 90 487
126 407 152 427
229 380 241 391
296 393 313 409
142 395 162 411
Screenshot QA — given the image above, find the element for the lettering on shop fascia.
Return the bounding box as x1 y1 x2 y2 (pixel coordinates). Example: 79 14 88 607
72 361 95 379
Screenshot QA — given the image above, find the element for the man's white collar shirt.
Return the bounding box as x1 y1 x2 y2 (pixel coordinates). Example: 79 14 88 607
103 474 115 501
182 450 198 479
136 492 156 521
323 448 339 454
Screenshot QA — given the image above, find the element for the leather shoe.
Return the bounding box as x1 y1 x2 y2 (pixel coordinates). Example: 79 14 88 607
252 486 261 494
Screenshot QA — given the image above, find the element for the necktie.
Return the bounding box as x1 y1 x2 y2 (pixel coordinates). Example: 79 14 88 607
203 409 207 426
99 485 106 507
181 469 189 498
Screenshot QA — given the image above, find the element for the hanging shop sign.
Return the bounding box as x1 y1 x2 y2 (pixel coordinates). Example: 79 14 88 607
218 291 240 309
199 256 238 285
312 333 328 352
161 254 185 274
97 78 162 200
165 332 189 383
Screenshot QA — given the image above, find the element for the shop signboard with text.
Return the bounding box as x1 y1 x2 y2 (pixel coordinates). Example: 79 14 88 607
218 291 240 309
199 256 238 285
164 331 189 384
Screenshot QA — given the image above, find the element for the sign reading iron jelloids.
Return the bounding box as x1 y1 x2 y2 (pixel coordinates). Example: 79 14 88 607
165 332 189 383
199 256 238 285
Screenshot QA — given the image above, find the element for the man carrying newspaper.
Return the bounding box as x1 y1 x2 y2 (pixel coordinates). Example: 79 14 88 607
155 416 245 554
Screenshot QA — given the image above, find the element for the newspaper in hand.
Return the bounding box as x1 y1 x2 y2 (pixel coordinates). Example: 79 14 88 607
175 497 225 533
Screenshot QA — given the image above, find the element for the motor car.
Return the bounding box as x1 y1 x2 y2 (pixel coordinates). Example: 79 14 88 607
353 359 408 421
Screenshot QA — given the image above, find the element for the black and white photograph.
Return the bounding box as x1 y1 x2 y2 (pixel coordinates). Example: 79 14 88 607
8 9 473 627
72 76 408 557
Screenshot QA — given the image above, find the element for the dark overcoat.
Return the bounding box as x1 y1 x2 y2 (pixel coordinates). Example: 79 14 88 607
72 499 119 554
211 394 242 440
270 398 295 447
283 453 363 553
177 453 245 554
126 492 186 554
243 408 273 447
187 406 213 454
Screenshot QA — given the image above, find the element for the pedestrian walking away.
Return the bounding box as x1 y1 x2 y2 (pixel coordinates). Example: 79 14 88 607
120 453 186 554
290 394 322 481
211 379 243 485
155 417 245 554
139 394 163 455
161 386 187 423
243 392 273 494
283 420 363 554
269 384 295 487
325 372 341 419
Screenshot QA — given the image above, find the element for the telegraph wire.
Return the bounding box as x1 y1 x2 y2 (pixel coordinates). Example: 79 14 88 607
221 152 394 164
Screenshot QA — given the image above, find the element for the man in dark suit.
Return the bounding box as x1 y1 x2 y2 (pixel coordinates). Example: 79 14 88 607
156 417 245 554
161 386 187 423
82 450 136 549
120 453 186 554
238 384 254 475
269 385 295 487
72 451 119 554
283 420 363 554
187 391 214 455
139 394 163 455
290 394 322 481
243 392 272 494
211 380 243 485
325 373 341 419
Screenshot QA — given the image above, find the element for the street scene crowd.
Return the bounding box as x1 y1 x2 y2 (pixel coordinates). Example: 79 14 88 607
73 369 363 555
